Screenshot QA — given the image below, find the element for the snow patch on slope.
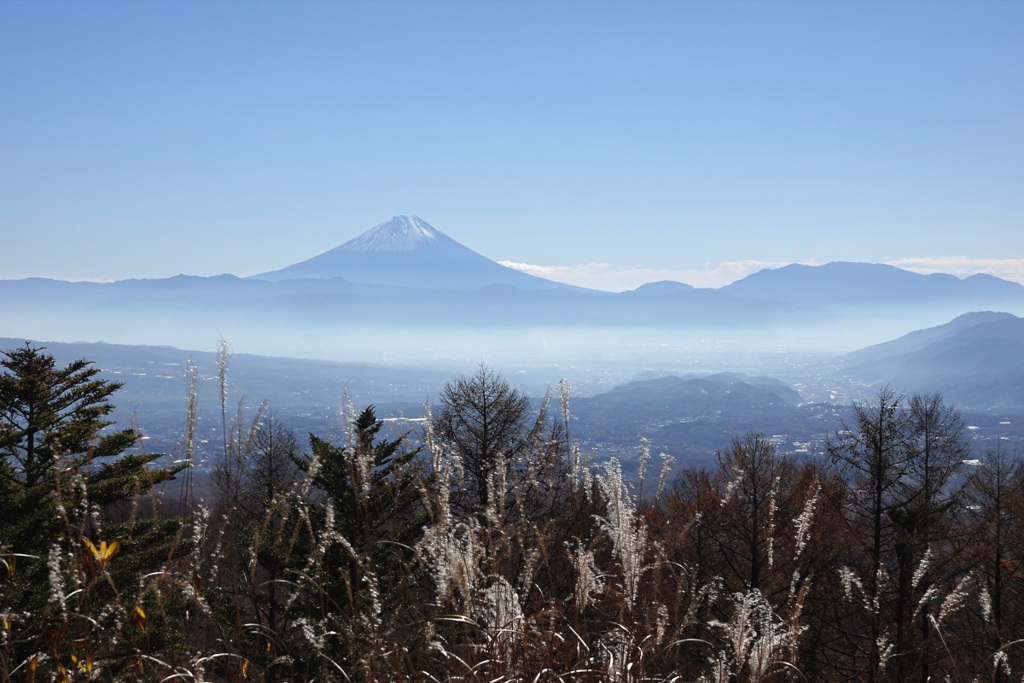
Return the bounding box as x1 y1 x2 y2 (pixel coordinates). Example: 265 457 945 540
341 216 443 252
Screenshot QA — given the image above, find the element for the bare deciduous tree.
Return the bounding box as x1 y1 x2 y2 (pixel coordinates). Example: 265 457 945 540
435 364 553 516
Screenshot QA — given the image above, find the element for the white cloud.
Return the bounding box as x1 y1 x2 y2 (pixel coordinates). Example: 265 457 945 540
885 257 1024 285
498 259 801 291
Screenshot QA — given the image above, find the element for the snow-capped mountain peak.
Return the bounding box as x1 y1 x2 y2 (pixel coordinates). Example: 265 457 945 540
250 215 573 290
341 215 445 252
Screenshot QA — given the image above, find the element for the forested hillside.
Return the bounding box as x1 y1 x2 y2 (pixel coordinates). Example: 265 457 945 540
2 345 1022 682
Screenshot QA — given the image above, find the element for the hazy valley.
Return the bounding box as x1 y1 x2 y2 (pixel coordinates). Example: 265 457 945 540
6 5 1022 678
4 216 1021 480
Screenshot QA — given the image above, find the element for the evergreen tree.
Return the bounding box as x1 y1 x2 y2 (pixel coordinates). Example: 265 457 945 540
0 343 185 677
0 342 183 541
286 405 427 675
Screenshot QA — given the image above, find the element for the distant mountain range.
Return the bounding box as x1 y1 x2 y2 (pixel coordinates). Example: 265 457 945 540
3 215 1023 362
4 310 1021 471
721 262 1024 308
843 311 1024 409
3 213 1021 468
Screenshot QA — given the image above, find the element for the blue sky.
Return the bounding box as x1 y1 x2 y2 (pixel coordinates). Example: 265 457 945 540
1 0 1021 290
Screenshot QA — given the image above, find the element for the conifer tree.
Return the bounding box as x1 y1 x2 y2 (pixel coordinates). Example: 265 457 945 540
0 343 185 676
0 343 183 540
296 406 425 598
283 405 426 675
435 364 560 518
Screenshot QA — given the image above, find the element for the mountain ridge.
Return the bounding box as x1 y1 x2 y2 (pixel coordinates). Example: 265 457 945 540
4 215 1024 363
251 215 577 291
721 261 1024 306
843 312 1024 408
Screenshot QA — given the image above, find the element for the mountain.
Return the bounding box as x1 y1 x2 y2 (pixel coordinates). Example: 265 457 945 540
721 262 1024 309
842 312 1024 408
0 336 451 456
625 281 697 296
251 215 571 291
0 268 811 364
5 215 1024 365
843 311 1018 364
580 373 801 411
569 372 836 469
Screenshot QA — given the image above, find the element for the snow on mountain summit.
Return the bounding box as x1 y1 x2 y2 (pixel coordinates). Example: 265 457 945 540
342 216 445 252
249 215 574 291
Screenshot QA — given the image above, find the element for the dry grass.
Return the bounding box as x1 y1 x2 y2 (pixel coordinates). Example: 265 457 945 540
3 362 1023 682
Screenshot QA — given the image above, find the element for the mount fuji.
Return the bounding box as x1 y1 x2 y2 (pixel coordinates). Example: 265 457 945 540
252 215 572 291
5 213 1024 365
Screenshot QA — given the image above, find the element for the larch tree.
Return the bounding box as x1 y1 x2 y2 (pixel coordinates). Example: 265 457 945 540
713 432 798 594
961 445 1024 682
891 392 970 682
434 364 567 523
435 365 539 516
828 387 912 682
828 388 972 683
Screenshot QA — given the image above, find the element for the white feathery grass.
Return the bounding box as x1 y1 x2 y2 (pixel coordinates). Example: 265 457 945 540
912 546 932 591
979 585 992 624
839 566 872 613
766 475 779 571
637 437 651 496
876 634 895 674
707 589 800 683
935 572 973 624
477 575 525 669
518 539 542 597
992 649 1011 680
656 452 675 501
557 379 571 429
789 478 820 604
721 468 743 507
594 458 649 611
181 357 200 510
567 539 604 609
46 545 68 620
791 479 820 561
419 519 484 610
484 454 508 527
217 337 231 467
653 602 669 646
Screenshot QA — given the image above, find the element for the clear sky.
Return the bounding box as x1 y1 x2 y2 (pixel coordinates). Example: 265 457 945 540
1 0 1022 290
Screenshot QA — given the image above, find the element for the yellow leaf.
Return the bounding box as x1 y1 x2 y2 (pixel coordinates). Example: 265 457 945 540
100 540 120 562
242 659 249 676
132 604 147 632
82 538 120 568
70 653 93 673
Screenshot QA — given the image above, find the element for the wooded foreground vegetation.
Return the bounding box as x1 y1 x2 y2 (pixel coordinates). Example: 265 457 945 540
2 343 1022 682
